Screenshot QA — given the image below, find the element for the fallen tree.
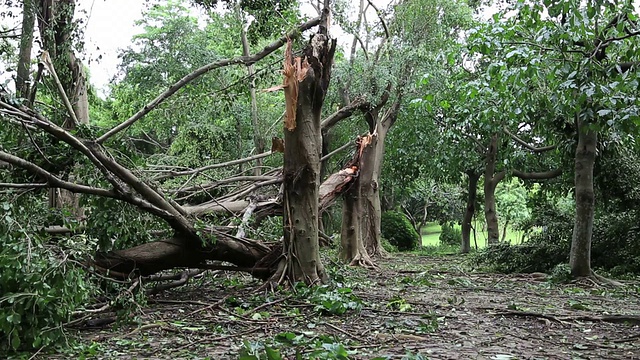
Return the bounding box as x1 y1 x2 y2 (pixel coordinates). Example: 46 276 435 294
0 4 366 282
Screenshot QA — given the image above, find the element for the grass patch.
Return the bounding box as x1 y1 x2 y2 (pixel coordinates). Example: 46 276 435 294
421 220 527 248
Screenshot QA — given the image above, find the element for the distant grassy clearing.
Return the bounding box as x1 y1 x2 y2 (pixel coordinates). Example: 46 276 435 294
421 220 528 248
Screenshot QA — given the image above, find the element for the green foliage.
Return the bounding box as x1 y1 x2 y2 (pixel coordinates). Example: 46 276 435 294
381 211 420 251
549 263 572 283
438 222 461 247
296 284 363 316
381 238 399 253
0 201 97 352
496 179 531 231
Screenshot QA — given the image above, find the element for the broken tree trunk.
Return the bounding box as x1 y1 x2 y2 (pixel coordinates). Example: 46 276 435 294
340 137 376 267
269 13 336 286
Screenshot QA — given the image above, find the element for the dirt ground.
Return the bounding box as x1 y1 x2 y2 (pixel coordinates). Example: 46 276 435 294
37 254 640 360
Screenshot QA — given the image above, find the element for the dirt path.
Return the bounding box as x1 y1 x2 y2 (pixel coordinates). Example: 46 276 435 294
39 254 640 359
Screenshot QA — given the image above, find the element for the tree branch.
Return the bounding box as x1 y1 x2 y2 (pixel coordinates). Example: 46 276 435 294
503 127 557 153
320 96 368 130
0 151 115 198
512 168 562 180
96 17 322 144
153 151 274 181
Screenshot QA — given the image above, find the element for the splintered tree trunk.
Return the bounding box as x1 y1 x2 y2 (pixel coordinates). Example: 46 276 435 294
360 128 388 258
461 170 479 254
270 31 336 286
569 122 597 277
484 134 504 245
340 137 376 267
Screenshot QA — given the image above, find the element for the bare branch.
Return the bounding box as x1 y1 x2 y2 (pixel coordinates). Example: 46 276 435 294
154 151 275 181
0 183 48 189
320 96 368 130
41 51 79 127
503 127 557 153
321 141 354 162
96 17 322 144
365 0 390 39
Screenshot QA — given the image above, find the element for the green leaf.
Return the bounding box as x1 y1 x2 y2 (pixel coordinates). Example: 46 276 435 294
265 346 283 360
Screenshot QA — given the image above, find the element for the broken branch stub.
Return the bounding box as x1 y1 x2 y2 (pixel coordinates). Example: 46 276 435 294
263 38 310 131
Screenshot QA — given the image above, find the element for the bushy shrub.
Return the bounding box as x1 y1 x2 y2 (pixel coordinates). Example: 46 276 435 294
439 222 462 247
381 211 420 251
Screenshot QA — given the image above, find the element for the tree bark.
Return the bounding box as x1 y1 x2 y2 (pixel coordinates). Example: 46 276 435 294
484 133 505 245
271 28 336 286
16 0 35 100
461 170 479 253
569 120 597 277
340 174 376 267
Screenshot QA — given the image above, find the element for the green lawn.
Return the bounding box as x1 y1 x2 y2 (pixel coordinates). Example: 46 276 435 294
421 220 528 248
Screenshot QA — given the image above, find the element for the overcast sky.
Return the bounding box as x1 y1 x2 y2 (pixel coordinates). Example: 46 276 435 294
78 0 146 91
0 0 441 94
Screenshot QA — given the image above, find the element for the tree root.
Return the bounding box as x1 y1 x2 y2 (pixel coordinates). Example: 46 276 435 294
348 252 378 269
587 270 624 287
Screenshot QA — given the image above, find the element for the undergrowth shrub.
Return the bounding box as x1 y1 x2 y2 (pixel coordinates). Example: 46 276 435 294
470 208 640 276
381 211 420 251
439 222 462 247
381 238 399 253
0 200 98 352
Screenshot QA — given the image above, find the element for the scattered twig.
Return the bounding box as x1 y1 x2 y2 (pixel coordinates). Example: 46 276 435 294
173 326 262 351
613 332 640 343
244 296 292 317
322 322 368 343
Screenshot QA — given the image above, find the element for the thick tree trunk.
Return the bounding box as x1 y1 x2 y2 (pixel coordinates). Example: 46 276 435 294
484 134 505 245
461 170 479 254
270 31 336 286
569 121 597 277
17 0 35 100
94 234 272 279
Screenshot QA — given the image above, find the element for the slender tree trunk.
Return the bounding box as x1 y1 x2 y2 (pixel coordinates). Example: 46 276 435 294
271 30 336 286
17 0 35 100
501 220 509 243
241 26 264 175
569 121 597 277
484 134 505 245
37 0 89 216
461 170 479 253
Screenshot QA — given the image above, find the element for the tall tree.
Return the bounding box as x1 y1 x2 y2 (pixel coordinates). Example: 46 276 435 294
464 0 640 278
